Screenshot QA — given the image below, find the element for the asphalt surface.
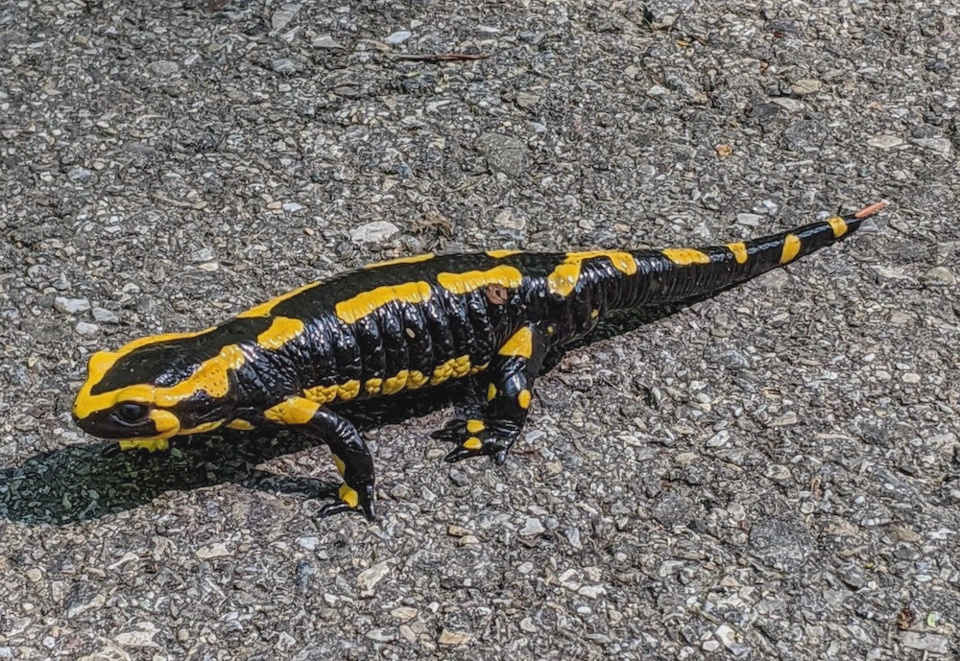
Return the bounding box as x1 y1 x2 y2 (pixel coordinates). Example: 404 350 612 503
1 1 959 659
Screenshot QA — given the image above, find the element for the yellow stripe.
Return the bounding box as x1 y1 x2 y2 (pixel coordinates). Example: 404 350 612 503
256 317 305 350
335 282 432 324
238 281 319 319
436 265 523 295
498 327 533 359
486 249 522 258
780 234 802 263
662 248 711 266
547 251 637 297
364 253 434 268
264 397 320 425
226 419 255 431
827 216 847 238
727 242 748 265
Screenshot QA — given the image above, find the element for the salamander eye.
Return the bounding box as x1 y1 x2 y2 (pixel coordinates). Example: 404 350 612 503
115 402 149 423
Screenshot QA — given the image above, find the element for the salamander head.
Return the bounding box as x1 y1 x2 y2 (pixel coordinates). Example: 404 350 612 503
72 330 240 443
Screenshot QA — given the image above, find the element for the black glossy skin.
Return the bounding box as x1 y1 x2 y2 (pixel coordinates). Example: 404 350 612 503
73 209 874 520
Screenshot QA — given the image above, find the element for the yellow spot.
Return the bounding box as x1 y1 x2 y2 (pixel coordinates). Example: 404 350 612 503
727 242 748 264
780 234 801 263
463 436 483 450
498 327 533 359
662 248 711 266
364 253 434 268
487 383 498 401
333 455 346 476
365 378 383 396
547 251 637 297
486 249 522 259
407 370 429 389
335 281 432 324
466 419 485 434
179 420 223 435
590 309 599 319
238 281 319 319
264 397 320 425
517 389 531 409
381 370 408 395
118 438 170 452
430 355 472 386
436 265 523 295
338 380 361 400
468 362 488 376
546 325 555 335
227 419 255 431
256 317 305 351
338 484 359 509
827 216 848 238
304 383 339 405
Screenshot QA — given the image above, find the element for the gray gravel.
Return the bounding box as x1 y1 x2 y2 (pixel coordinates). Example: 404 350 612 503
1 1 959 659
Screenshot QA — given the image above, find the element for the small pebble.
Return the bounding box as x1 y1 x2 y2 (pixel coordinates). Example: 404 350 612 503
75 322 99 336
386 30 412 45
55 297 91 314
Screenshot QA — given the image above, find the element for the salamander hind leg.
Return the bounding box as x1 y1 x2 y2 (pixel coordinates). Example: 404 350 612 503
432 323 547 466
264 397 377 520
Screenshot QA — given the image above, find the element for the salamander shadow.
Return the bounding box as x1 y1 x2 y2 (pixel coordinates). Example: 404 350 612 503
0 301 697 526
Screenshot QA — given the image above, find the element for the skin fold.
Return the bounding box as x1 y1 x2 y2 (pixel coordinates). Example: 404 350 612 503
72 202 885 520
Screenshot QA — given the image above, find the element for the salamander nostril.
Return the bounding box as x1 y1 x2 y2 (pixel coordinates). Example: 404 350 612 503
115 402 148 423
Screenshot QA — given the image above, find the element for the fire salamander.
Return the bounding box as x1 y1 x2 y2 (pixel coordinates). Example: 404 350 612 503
73 202 885 520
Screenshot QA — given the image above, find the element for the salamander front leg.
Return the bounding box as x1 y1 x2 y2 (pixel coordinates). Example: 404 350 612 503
433 324 547 466
264 397 377 520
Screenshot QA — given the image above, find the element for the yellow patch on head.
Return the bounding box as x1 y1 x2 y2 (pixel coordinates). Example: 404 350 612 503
662 248 711 266
486 249 522 259
335 282 432 324
256 317 305 351
727 242 748 265
498 327 534 359
364 253 435 268
827 216 848 238
73 327 222 421
238 281 320 319
227 419 255 431
338 484 359 509
264 397 320 425
780 234 802 263
517 389 531 409
487 383 498 401
436 265 523 295
463 436 483 450
547 251 637 297
179 420 223 436
118 438 170 453
466 419 485 434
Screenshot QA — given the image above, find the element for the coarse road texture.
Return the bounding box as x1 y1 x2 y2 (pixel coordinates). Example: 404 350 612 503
1 1 958 660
